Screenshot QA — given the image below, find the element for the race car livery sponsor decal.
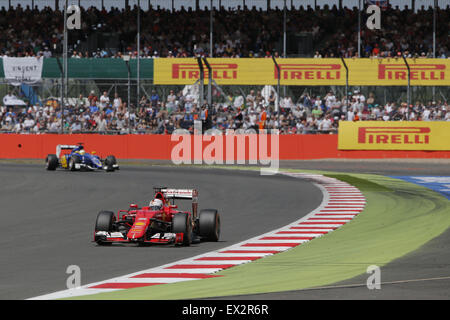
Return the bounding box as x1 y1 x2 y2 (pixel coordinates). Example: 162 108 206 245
390 176 450 200
29 172 366 300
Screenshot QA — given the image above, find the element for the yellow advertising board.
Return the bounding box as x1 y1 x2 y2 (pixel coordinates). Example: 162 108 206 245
154 58 274 85
153 58 450 86
347 58 450 86
338 121 450 150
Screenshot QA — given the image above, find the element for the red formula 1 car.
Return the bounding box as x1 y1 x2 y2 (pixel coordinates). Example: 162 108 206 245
93 188 220 246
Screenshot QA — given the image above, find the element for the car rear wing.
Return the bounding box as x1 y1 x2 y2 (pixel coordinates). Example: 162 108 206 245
56 145 79 158
162 188 198 200
155 187 199 219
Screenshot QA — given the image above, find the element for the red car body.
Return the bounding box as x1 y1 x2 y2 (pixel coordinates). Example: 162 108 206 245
93 188 220 246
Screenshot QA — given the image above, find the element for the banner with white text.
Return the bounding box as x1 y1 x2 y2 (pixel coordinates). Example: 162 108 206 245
2 57 44 86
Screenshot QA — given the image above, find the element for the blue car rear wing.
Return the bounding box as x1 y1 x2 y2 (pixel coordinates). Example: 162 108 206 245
56 144 79 158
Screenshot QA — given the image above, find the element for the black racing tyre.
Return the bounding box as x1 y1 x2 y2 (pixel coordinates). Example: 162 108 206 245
105 155 116 172
45 154 58 170
105 155 117 164
172 213 192 246
68 154 81 171
198 209 220 242
95 211 116 232
95 211 115 246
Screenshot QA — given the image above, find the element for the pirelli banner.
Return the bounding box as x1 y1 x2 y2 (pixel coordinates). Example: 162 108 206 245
153 58 450 86
338 121 450 150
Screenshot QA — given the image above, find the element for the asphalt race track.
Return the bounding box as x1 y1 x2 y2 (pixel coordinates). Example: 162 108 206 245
0 164 322 300
1 161 449 300
279 159 450 176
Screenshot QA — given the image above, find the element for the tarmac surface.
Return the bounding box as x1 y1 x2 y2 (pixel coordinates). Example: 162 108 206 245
0 160 449 300
278 159 450 176
0 163 322 300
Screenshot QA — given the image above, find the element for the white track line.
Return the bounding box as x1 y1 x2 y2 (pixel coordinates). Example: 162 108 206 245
29 172 366 300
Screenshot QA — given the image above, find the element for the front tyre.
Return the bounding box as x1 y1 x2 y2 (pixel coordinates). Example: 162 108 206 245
198 209 220 242
95 211 116 245
172 213 192 246
105 155 117 172
95 211 116 232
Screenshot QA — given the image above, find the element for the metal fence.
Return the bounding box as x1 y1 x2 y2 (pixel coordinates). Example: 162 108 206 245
2 80 448 109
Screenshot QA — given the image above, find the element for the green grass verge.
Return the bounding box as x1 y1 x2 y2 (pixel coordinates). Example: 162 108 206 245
68 168 450 300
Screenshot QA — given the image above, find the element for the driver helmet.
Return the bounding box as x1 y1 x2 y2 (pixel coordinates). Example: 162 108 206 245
149 199 163 211
79 149 85 155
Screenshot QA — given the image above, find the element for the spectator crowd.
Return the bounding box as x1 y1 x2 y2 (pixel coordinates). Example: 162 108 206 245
1 88 449 135
0 3 449 135
0 3 448 59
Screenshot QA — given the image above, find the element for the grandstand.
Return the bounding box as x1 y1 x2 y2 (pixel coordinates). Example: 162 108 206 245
0 0 449 135
0 1 448 58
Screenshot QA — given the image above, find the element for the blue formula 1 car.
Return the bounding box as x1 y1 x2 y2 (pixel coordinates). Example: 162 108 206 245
45 144 119 172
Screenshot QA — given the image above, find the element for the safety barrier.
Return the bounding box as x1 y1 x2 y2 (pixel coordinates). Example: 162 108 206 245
1 134 450 160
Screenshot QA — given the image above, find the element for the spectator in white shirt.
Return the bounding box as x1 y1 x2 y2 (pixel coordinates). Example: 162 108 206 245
13 121 23 132
184 90 195 113
352 90 366 104
23 116 35 130
99 91 110 110
97 115 107 132
422 108 431 121
70 120 81 133
233 93 244 109
49 119 60 132
319 115 332 131
246 90 256 108
445 111 450 121
166 90 177 112
113 93 122 110
325 91 336 109
347 108 355 121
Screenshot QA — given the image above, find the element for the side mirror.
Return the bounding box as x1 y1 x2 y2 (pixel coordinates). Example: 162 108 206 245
130 204 138 209
170 205 178 209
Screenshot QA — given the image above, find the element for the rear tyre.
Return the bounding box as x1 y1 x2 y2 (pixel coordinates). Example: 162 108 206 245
172 213 192 246
105 155 116 172
95 211 116 246
198 209 220 242
45 154 58 171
